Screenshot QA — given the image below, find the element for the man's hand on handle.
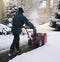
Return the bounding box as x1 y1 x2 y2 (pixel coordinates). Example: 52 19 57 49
23 26 31 29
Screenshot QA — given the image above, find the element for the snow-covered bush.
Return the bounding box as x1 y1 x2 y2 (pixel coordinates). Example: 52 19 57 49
0 24 11 35
50 13 58 28
3 1 18 28
50 1 60 30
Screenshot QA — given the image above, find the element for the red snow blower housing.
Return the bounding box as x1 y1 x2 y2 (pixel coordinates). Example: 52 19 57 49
25 28 47 48
28 33 47 48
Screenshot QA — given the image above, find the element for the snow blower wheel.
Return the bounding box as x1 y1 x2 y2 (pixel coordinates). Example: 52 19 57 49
28 38 40 48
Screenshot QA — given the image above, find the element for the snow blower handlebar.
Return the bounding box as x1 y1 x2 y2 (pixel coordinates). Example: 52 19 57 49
25 28 30 38
23 26 36 40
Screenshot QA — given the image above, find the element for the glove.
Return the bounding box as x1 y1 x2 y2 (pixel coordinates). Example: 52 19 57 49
23 26 30 29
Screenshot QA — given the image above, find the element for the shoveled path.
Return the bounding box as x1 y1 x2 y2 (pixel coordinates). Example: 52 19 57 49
0 44 36 62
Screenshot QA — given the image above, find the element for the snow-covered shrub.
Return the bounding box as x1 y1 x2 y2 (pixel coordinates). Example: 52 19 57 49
55 19 60 29
50 14 58 28
0 24 11 35
3 1 18 28
50 1 60 30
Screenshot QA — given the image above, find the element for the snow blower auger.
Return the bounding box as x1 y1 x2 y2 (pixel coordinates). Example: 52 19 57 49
25 28 47 48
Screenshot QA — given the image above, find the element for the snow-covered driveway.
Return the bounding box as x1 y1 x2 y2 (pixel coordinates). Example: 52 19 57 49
0 23 60 62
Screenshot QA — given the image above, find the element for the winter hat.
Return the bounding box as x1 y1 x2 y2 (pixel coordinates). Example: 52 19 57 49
18 7 24 13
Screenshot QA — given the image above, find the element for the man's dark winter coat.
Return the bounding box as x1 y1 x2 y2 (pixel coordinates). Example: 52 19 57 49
12 13 34 35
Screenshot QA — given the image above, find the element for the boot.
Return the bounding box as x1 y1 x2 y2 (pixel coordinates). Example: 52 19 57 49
16 48 21 53
8 48 21 56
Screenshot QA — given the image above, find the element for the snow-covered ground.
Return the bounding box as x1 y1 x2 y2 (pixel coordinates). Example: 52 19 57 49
9 23 60 62
0 23 60 62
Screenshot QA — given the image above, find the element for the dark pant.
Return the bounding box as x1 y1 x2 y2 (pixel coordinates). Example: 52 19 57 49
10 34 20 53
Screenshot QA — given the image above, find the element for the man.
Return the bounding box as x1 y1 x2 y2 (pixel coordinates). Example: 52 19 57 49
9 7 36 56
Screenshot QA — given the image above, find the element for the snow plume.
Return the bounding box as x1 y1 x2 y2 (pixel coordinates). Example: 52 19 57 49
29 9 39 26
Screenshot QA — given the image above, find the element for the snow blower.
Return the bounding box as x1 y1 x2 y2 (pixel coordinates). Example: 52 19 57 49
25 28 47 48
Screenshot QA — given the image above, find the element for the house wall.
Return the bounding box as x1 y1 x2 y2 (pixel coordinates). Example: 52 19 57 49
38 0 52 24
0 0 58 24
0 0 4 23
